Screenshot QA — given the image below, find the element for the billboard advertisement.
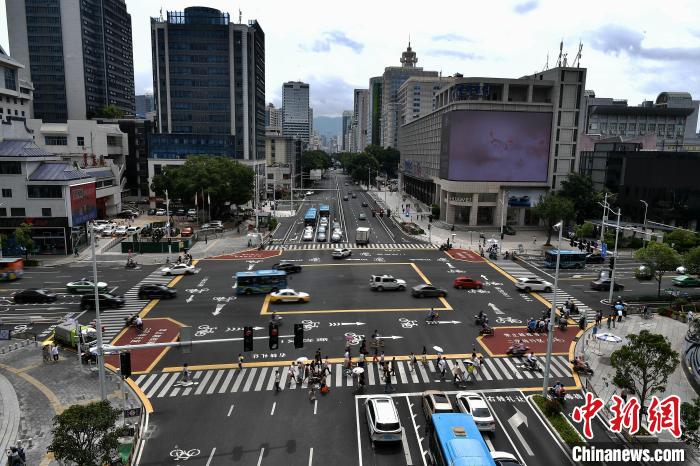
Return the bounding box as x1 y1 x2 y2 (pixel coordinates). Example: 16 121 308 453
70 183 97 226
441 111 552 182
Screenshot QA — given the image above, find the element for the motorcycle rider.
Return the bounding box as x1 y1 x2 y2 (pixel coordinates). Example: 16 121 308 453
526 351 537 369
553 381 565 397
427 308 439 323
270 312 282 324
477 310 486 323
134 315 143 332
527 318 537 333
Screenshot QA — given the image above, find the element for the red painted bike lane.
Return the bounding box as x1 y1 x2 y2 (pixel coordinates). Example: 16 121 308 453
478 326 578 356
208 249 281 260
445 248 484 262
105 318 182 373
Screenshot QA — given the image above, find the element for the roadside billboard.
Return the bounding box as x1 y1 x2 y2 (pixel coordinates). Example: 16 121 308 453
70 182 97 226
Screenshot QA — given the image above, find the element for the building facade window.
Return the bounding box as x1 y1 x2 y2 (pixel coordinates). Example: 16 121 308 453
4 68 17 91
1 188 12 197
0 161 21 174
77 136 85 146
28 185 63 198
0 208 5 216
41 207 52 217
10 208 25 217
44 136 67 145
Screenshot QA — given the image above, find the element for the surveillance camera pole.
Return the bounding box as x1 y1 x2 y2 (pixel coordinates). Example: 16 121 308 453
91 225 107 400
542 220 563 397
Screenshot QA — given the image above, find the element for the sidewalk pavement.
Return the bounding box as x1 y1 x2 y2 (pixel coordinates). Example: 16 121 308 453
574 314 697 441
0 341 141 465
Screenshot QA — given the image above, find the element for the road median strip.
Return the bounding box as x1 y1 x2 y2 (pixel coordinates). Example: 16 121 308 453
530 393 584 447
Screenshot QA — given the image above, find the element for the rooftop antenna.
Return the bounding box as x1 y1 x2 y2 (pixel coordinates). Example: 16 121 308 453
572 41 583 68
542 52 549 71
556 40 563 67
239 9 242 24
159 7 163 21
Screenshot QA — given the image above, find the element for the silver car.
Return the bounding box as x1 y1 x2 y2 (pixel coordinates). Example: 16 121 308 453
302 228 314 241
331 229 342 242
317 230 327 242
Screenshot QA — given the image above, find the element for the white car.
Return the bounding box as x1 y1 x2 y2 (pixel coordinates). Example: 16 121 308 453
369 275 406 291
162 263 195 276
101 225 115 236
155 208 166 216
302 228 314 241
115 226 128 236
305 191 314 196
269 289 310 303
332 248 352 259
677 266 687 275
456 391 496 432
331 230 343 243
365 396 402 443
319 217 328 226
515 277 553 293
492 451 522 466
187 208 196 216
126 226 139 235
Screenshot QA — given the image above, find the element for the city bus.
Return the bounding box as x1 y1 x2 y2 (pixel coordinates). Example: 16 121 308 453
304 208 318 226
234 270 287 295
319 204 330 218
544 249 587 269
428 413 496 466
0 258 24 281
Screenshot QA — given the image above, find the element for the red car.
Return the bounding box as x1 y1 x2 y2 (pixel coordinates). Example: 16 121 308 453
453 276 483 289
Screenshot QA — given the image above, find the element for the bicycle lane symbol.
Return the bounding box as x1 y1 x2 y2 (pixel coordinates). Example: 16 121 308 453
170 447 200 461
399 318 418 329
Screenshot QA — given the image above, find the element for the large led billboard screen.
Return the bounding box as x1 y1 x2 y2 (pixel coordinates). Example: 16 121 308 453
440 111 552 182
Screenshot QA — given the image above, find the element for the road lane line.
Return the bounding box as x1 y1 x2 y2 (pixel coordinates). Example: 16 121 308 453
182 372 202 395
401 428 414 465
270 401 276 416
255 367 269 391
206 370 225 395
308 447 313 466
417 363 430 382
279 366 290 391
138 374 159 393
314 399 318 415
227 404 234 417
231 370 245 392
355 398 363 466
483 396 528 466
242 368 258 392
484 435 495 451
367 364 375 385
480 360 496 381
397 361 408 383
257 448 265 466
145 374 168 398
194 371 214 395
492 358 513 380
335 364 342 387
218 369 236 393
409 363 419 383
404 395 428 466
501 358 523 379
205 447 216 466
156 373 180 398
266 368 278 391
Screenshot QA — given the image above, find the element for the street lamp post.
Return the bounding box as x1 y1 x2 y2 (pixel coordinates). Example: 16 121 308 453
90 224 107 400
542 220 563 397
499 191 507 251
599 192 609 244
640 200 648 246
608 207 622 306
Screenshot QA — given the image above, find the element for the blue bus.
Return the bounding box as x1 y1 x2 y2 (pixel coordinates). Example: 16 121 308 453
234 270 287 295
429 413 496 466
544 249 587 269
319 204 330 218
304 208 318 226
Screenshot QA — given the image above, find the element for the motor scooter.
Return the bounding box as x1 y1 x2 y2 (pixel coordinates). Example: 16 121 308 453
506 345 530 357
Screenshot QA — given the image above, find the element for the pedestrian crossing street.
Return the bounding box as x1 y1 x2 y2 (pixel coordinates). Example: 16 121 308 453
496 261 596 323
101 269 172 343
267 242 436 251
134 355 574 399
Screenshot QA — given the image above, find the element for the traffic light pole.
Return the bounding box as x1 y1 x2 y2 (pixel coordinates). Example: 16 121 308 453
103 334 295 353
608 207 622 305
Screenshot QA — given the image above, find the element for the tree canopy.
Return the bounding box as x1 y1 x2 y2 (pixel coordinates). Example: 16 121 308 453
664 229 699 253
365 145 400 178
610 330 680 425
301 150 332 172
14 223 34 258
531 193 575 245
684 246 700 275
338 146 399 186
48 401 127 466
558 173 599 224
150 156 254 217
97 105 125 119
634 242 682 297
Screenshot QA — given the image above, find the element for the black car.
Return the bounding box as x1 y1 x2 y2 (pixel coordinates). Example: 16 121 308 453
176 208 185 216
148 208 156 215
411 284 448 298
138 284 177 299
361 201 369 207
585 253 605 264
272 262 302 274
117 210 137 219
80 293 125 310
590 278 624 291
13 288 57 304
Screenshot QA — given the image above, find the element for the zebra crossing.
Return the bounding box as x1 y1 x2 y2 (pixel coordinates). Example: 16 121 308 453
495 261 596 322
134 355 574 399
267 242 435 251
101 269 172 343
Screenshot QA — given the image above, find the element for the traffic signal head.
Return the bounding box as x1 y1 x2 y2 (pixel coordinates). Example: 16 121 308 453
243 326 254 352
609 257 615 269
119 351 132 378
269 323 279 350
294 323 304 349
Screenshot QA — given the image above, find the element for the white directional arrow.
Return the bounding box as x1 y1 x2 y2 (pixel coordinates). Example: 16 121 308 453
186 295 194 303
376 335 403 340
247 264 254 271
213 303 226 316
488 302 505 315
15 307 67 311
436 320 462 325
253 326 264 331
507 406 533 456
481 274 489 281
446 262 455 268
329 322 365 327
198 277 209 287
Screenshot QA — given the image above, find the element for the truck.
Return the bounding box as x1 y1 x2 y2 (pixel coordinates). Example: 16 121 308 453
355 227 370 245
52 322 97 349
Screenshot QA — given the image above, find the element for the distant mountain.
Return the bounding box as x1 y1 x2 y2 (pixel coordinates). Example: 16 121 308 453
313 116 342 140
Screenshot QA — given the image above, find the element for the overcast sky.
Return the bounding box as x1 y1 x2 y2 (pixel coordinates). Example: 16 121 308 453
1 0 699 123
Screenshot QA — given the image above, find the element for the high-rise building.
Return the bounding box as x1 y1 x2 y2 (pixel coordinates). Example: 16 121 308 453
282 81 311 144
0 45 33 121
353 89 369 152
265 102 283 133
397 76 454 126
381 43 438 148
341 110 352 151
7 0 135 122
135 93 155 119
368 77 382 146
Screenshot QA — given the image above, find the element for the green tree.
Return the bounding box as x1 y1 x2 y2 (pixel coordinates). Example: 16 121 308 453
559 173 598 224
365 145 400 178
14 223 34 258
634 242 682 297
610 331 680 425
574 221 595 239
97 105 124 119
664 229 699 253
531 193 575 245
681 398 700 447
684 246 700 275
48 400 127 466
150 156 254 217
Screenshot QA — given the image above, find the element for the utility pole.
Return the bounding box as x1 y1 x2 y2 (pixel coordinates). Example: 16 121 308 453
499 190 507 245
608 207 621 305
165 189 171 255
90 225 107 400
542 221 563 397
640 200 648 247
600 192 609 244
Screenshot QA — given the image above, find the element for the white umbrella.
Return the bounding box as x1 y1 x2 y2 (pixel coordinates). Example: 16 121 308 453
596 333 623 343
433 345 444 353
352 367 365 375
462 359 474 365
296 356 308 363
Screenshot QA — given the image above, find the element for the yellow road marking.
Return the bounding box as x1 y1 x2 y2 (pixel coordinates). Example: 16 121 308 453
0 362 63 414
203 250 282 261
410 262 431 284
126 377 153 413
262 306 452 315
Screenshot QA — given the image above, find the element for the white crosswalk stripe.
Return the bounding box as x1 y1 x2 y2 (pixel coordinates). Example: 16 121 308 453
135 355 574 398
266 242 435 251
496 261 597 322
